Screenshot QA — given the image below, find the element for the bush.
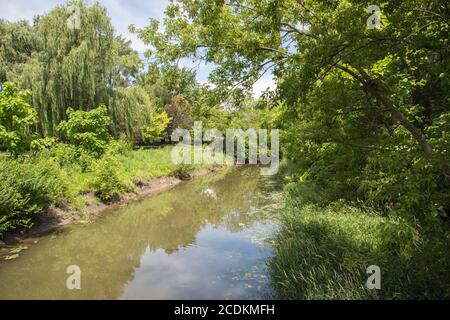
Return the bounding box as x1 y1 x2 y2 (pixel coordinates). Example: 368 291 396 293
0 157 67 236
57 105 111 157
44 142 95 172
171 163 194 180
165 95 193 135
141 111 171 143
269 203 450 299
90 155 127 202
30 137 56 153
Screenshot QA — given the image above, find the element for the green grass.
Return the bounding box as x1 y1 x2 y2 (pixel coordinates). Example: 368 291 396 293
64 145 211 202
117 147 179 180
65 146 183 195
269 203 450 300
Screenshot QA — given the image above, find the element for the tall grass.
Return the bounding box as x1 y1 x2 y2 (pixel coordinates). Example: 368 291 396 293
116 146 180 180
62 146 180 196
269 203 450 299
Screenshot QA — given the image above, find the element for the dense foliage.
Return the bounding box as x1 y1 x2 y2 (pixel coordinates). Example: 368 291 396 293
0 158 67 235
0 0 448 299
0 1 246 239
0 1 216 144
135 0 449 224
141 111 171 143
136 0 450 298
58 105 111 156
0 82 36 154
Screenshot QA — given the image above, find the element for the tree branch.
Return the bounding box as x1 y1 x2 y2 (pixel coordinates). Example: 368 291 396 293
335 64 433 154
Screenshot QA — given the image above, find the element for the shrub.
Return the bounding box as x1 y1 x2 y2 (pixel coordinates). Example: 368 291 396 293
0 157 67 236
57 105 110 157
171 163 194 180
30 137 56 153
141 111 171 143
90 155 127 202
165 95 193 135
45 142 95 172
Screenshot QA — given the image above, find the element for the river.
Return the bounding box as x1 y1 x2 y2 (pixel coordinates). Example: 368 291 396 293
0 166 282 299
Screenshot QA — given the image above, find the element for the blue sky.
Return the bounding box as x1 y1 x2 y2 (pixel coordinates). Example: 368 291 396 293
0 0 275 96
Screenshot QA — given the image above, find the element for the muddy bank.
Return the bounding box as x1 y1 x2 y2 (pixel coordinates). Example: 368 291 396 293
1 165 227 247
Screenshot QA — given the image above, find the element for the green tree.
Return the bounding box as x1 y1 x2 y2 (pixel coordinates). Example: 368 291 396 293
0 82 36 154
0 20 36 84
5 1 143 137
108 86 156 142
135 0 449 222
141 111 171 143
138 64 199 109
57 105 110 157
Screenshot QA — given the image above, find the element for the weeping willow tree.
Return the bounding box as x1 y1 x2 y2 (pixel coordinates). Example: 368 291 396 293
108 86 157 142
14 1 143 137
0 20 36 84
1 1 198 143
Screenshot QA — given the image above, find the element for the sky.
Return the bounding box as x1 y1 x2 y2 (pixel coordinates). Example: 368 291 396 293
0 0 276 97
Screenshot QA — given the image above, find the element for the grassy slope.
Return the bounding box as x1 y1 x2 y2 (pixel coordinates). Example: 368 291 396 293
269 203 450 299
66 146 182 196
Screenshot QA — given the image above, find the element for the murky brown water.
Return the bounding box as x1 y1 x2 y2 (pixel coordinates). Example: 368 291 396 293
0 166 282 300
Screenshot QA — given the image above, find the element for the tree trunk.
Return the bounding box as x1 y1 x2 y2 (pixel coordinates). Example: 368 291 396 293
364 82 433 155
335 64 432 154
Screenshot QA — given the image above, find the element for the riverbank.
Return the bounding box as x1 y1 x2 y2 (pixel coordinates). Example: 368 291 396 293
0 166 278 299
269 185 450 299
2 167 224 247
0 144 225 247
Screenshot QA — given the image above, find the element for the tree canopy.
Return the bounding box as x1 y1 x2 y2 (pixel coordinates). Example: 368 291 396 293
134 0 449 221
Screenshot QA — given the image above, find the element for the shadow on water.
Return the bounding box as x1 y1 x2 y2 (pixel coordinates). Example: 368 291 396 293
0 166 283 299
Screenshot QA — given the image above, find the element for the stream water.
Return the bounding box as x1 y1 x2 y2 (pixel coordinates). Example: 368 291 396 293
0 166 282 300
